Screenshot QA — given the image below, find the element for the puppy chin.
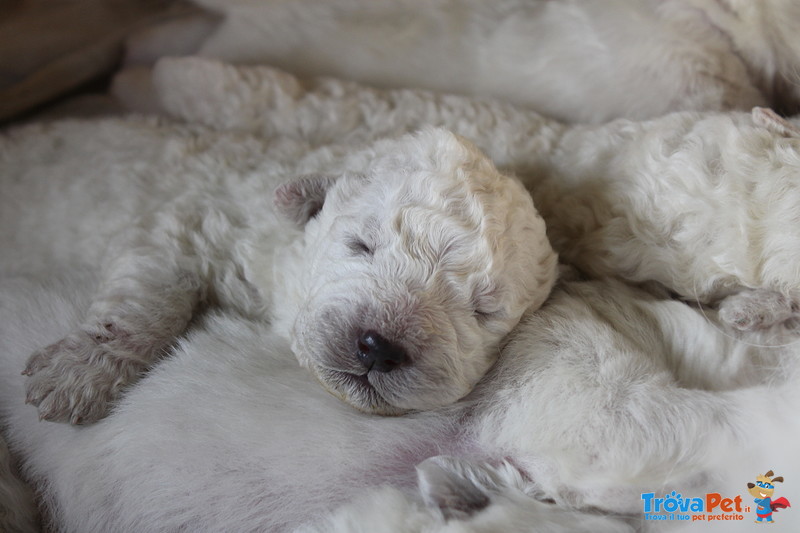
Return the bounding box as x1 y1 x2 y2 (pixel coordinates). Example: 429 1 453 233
310 366 412 416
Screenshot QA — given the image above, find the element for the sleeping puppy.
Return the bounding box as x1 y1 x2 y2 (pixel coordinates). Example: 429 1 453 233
0 120 556 424
154 58 800 334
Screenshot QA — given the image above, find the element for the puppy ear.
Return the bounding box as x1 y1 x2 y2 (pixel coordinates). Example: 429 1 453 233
748 483 756 489
772 476 784 483
752 107 800 138
274 174 339 226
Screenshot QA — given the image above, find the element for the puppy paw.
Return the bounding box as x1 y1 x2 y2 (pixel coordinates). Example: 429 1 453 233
23 328 146 424
718 289 799 331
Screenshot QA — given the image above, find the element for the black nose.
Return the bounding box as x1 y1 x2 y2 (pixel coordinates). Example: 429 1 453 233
356 330 409 372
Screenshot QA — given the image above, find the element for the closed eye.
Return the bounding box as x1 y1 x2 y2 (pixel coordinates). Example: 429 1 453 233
473 308 501 323
346 237 374 257
472 281 502 324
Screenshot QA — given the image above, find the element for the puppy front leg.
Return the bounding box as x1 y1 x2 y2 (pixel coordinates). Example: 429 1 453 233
23 236 205 425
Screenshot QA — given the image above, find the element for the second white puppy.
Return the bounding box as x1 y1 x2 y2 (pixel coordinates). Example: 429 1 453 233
2 270 797 532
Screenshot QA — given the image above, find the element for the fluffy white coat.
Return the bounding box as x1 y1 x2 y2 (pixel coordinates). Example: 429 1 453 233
3 59 800 531
1 271 798 532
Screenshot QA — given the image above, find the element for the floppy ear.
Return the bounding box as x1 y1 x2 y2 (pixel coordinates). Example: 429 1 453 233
772 476 784 483
748 483 756 489
765 470 775 478
752 107 800 138
273 174 339 226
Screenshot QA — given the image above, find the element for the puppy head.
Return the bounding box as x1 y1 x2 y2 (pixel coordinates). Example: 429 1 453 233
274 128 557 414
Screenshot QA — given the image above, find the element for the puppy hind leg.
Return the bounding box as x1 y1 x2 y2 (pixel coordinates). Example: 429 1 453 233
717 289 800 331
415 456 636 531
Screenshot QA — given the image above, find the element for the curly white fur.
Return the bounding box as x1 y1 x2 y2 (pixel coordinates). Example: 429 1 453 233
3 58 800 531
155 58 800 320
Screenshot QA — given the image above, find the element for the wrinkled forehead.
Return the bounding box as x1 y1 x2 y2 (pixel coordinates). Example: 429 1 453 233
330 165 502 222
325 169 520 279
340 174 492 248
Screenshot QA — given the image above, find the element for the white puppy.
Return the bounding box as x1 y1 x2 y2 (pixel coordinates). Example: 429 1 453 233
154 58 800 330
118 0 800 121
0 119 556 424
1 271 796 532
